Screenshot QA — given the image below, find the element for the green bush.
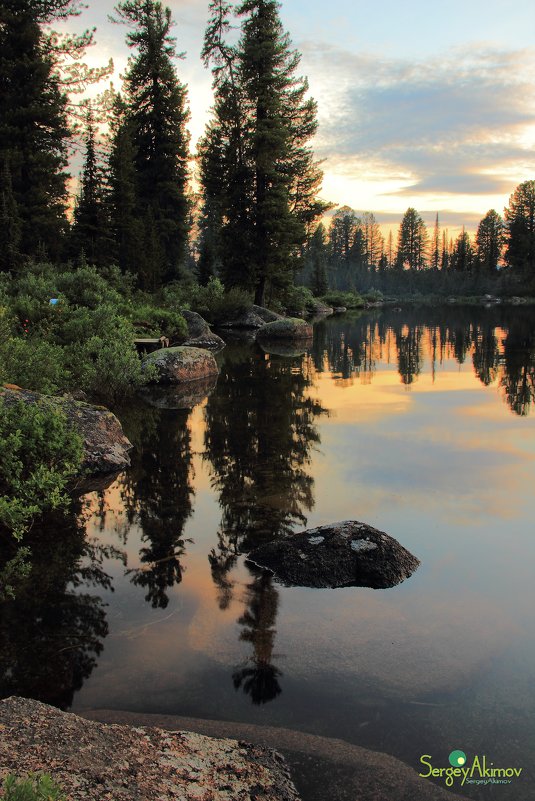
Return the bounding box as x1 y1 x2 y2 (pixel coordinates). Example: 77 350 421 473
191 278 252 324
0 397 83 541
2 773 67 801
0 337 69 394
362 289 384 302
280 285 316 313
55 265 122 309
128 303 187 339
321 290 365 308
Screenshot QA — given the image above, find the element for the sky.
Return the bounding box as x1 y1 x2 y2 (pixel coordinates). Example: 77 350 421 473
68 0 535 234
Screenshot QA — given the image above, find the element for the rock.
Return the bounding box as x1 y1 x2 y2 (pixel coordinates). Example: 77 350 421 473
219 306 271 329
309 300 333 316
181 310 225 351
251 305 284 323
0 697 301 801
142 346 219 385
333 306 347 313
138 375 218 409
256 318 313 342
0 386 132 475
246 520 420 589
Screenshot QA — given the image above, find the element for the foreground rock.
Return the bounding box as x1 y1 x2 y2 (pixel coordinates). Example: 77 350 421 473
0 386 132 475
138 374 218 409
0 697 300 801
142 346 219 385
83 710 465 801
181 310 226 351
247 520 420 588
256 318 313 342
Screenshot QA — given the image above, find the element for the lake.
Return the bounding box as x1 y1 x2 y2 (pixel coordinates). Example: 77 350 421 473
2 305 535 799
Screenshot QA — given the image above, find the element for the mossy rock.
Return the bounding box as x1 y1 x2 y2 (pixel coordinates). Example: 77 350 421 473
142 346 219 385
256 318 313 341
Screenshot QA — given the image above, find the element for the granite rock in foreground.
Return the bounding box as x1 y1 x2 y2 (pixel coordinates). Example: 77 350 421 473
247 520 420 589
0 697 300 801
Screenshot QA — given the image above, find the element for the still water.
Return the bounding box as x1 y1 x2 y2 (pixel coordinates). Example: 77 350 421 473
2 306 535 798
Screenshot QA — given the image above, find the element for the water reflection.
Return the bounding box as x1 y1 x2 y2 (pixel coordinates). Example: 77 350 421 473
204 346 328 605
313 307 535 415
119 404 195 608
0 502 123 709
232 573 282 705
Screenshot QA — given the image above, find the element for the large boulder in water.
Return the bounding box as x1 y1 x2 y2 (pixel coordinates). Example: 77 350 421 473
142 346 219 385
256 318 313 343
246 520 420 589
218 305 282 330
0 386 132 476
138 374 218 409
181 310 225 351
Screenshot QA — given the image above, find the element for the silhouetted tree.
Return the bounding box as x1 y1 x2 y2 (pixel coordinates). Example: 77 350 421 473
396 208 428 270
504 180 535 276
476 210 505 272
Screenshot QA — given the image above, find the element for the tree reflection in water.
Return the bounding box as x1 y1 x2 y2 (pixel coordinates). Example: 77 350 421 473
0 501 124 709
232 573 282 705
204 345 328 704
119 404 195 609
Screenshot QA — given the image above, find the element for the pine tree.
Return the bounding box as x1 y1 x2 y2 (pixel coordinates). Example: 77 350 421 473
476 209 505 272
441 229 450 271
114 0 191 289
70 107 112 266
450 228 474 271
308 224 328 296
0 157 22 272
431 213 440 270
108 95 142 275
361 211 383 269
200 0 328 305
0 0 75 261
396 208 428 270
504 180 535 275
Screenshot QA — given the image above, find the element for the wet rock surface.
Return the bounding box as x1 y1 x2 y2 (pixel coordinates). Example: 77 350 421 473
0 386 132 475
142 346 219 385
256 318 313 342
247 520 420 589
181 310 226 351
0 697 300 801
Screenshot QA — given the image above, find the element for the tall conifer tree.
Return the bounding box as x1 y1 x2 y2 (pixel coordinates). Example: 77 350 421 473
113 0 190 288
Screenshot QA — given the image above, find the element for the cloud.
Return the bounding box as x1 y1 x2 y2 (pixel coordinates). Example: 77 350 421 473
301 42 535 199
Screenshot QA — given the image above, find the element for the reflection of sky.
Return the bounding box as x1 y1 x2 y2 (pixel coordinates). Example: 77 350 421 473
60 0 535 229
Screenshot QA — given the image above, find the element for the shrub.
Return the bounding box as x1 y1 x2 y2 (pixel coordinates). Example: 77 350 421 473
54 265 122 309
322 290 365 308
128 304 187 339
0 337 69 394
191 278 252 324
2 773 67 801
0 397 83 541
279 285 316 314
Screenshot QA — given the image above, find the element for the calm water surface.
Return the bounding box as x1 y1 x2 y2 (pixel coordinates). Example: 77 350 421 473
2 306 535 799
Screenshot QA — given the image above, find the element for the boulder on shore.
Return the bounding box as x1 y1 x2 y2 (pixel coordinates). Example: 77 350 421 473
256 318 313 342
0 386 132 475
181 310 225 351
218 305 282 329
0 697 300 801
246 520 420 589
142 346 219 385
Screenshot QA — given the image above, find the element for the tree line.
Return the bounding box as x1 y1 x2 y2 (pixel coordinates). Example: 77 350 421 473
1 0 534 301
302 190 535 297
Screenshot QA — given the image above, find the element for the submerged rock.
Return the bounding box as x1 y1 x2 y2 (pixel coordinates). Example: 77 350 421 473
0 697 301 801
138 374 218 409
256 318 313 342
142 346 219 385
258 341 310 358
247 520 420 589
181 310 225 351
0 386 132 475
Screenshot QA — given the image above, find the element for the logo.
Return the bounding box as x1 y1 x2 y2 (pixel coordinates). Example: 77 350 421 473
449 750 467 767
419 750 523 788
